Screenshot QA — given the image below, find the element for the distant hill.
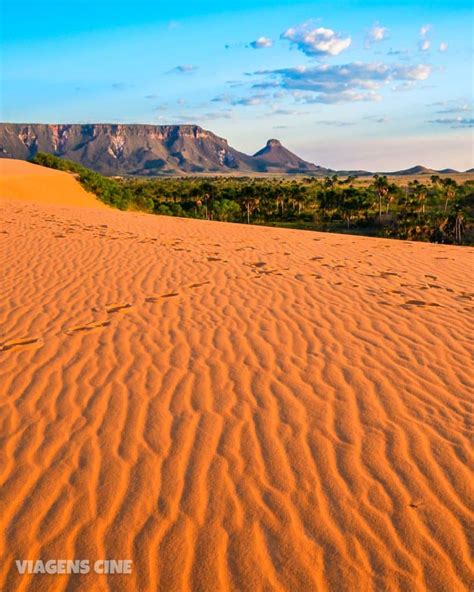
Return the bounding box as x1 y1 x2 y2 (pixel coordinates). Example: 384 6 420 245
387 165 437 176
253 139 330 174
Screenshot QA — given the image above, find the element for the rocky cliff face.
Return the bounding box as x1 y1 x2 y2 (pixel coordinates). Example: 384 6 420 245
0 123 326 176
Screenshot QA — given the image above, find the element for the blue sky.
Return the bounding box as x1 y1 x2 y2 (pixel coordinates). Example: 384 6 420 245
1 0 472 170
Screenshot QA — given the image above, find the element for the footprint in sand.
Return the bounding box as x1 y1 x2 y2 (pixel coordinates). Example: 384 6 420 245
0 337 44 352
105 303 133 314
403 300 441 308
207 256 226 262
145 293 180 302
65 320 111 335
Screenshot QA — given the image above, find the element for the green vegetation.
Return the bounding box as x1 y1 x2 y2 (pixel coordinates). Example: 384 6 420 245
32 152 473 245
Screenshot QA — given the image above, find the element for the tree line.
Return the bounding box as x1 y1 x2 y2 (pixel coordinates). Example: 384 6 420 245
32 152 473 245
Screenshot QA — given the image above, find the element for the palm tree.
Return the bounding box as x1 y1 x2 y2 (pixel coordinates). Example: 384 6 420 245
242 196 259 224
324 175 338 190
454 211 464 244
440 178 457 214
409 180 428 214
373 174 389 220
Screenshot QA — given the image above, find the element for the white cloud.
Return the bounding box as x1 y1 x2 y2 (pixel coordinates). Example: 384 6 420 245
281 23 351 57
439 42 448 52
420 24 431 37
251 61 432 103
366 23 388 47
419 39 430 51
250 37 273 49
305 89 382 104
392 64 432 80
418 24 431 51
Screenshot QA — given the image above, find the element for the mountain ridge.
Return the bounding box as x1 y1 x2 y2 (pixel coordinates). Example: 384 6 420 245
0 123 329 176
0 123 469 177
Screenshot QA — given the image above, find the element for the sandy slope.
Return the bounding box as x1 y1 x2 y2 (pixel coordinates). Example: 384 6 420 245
0 159 106 208
0 179 472 591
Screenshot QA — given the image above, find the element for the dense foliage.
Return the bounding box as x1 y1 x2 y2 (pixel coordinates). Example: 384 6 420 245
32 152 473 245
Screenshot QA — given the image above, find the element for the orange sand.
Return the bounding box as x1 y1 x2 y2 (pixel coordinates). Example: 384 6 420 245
0 159 106 208
0 168 473 591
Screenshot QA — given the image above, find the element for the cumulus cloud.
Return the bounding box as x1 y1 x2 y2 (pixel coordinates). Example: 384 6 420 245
250 37 273 49
251 62 432 103
428 117 474 128
281 23 351 57
439 42 448 52
170 65 198 74
419 39 430 51
365 23 388 47
305 89 381 104
419 24 431 51
420 24 432 37
391 64 431 80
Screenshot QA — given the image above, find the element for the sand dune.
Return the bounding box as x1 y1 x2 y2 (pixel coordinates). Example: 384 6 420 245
0 159 106 208
0 174 473 591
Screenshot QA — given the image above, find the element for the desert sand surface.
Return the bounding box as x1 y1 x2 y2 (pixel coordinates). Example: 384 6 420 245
0 159 105 208
0 167 473 592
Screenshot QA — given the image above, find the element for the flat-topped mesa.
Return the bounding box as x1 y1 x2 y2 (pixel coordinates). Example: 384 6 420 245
7 123 223 144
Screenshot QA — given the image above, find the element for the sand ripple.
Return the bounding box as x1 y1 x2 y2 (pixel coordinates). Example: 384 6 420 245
0 197 472 591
